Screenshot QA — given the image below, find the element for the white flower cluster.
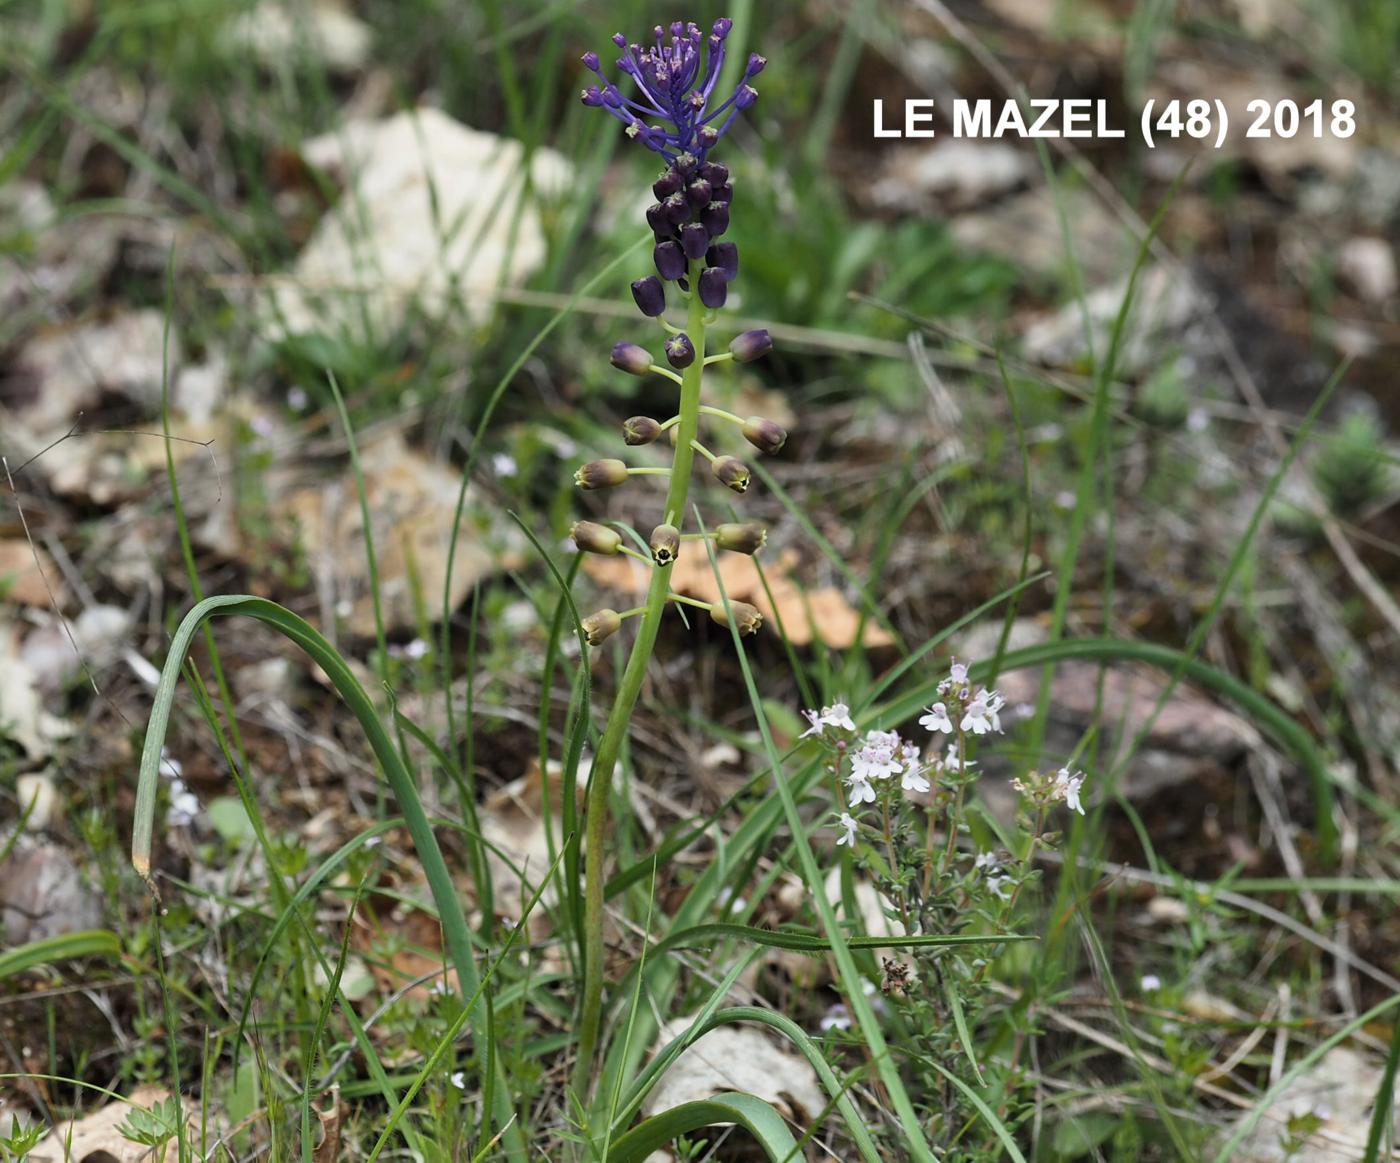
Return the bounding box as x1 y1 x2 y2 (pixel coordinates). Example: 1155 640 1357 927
1011 765 1087 815
918 658 1006 738
801 683 976 846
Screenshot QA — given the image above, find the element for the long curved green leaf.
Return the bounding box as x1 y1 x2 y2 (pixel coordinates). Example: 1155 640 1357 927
0 930 122 980
612 1006 883 1163
607 1093 800 1163
132 594 524 1160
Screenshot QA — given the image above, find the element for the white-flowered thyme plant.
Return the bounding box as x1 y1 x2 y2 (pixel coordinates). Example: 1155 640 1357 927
802 659 1089 1153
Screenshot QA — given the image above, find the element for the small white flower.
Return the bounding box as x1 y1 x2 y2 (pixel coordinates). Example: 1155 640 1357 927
943 744 974 773
920 702 953 734
429 979 453 996
1140 974 1162 992
404 638 430 660
836 811 859 847
799 708 824 738
961 690 1004 735
975 852 1011 899
900 758 930 795
948 658 969 686
491 452 519 478
821 702 856 731
165 779 200 828
159 748 184 780
846 775 876 807
819 1003 851 1032
1054 767 1086 814
450 1071 466 1090
287 386 309 410
851 741 900 782
961 695 992 734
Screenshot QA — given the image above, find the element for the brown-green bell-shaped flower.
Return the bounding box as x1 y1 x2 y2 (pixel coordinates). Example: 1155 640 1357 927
741 416 787 455
575 459 630 490
649 523 681 567
715 522 766 555
623 416 663 446
582 609 622 645
711 455 751 494
709 599 763 636
571 521 622 555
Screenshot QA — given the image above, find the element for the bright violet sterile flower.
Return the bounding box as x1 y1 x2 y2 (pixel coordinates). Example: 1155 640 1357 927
581 20 765 162
920 701 953 735
1054 767 1087 814
836 811 859 847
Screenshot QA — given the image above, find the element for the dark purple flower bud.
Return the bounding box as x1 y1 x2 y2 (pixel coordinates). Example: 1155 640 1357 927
574 459 630 490
713 17 732 37
662 192 690 224
680 223 709 260
696 126 719 150
653 170 683 200
645 203 671 239
746 53 767 77
582 608 622 645
581 86 604 107
649 523 681 566
698 267 728 308
623 416 663 445
631 276 666 317
741 416 787 454
611 341 653 375
729 329 772 363
736 85 759 110
673 152 698 178
710 182 733 204
602 84 623 108
611 32 626 47
700 201 730 237
699 162 729 186
653 240 686 281
686 179 712 208
715 523 767 554
571 520 622 555
665 332 696 369
707 241 739 280
712 455 751 493
581 51 600 70
710 599 763 635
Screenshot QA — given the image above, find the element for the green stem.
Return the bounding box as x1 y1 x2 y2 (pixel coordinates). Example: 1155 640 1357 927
574 265 707 1101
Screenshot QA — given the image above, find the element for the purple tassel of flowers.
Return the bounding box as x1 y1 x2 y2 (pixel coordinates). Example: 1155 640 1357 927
580 20 763 163
581 19 766 291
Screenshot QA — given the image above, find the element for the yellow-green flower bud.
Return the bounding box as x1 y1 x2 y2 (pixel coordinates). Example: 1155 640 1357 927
711 455 750 494
570 520 622 555
741 416 787 455
649 523 681 567
710 599 763 636
582 608 622 645
715 522 766 554
574 459 630 490
623 416 663 446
